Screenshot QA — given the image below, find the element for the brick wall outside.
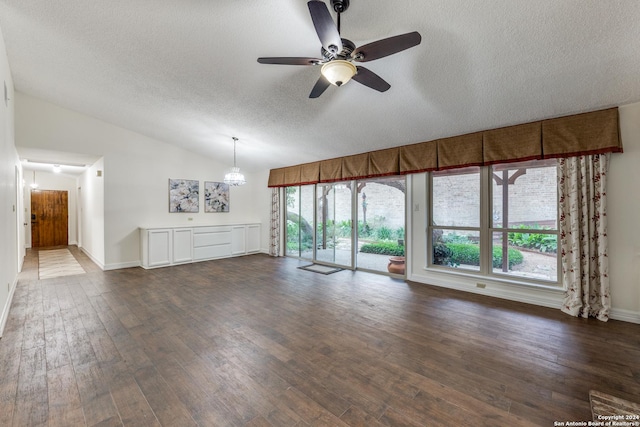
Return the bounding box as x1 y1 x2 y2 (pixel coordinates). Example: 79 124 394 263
433 167 557 229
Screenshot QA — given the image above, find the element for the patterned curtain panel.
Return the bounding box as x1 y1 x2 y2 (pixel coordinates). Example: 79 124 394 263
269 188 281 257
558 154 610 321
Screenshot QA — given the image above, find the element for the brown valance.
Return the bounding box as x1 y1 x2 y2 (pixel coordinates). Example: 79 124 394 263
369 148 400 177
267 167 285 187
542 108 622 158
342 153 369 180
268 107 622 187
319 158 342 183
483 122 542 165
399 141 437 174
283 165 301 186
437 132 483 170
300 161 320 184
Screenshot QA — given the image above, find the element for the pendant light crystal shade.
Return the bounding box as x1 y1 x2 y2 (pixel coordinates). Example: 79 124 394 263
321 60 357 86
224 137 246 186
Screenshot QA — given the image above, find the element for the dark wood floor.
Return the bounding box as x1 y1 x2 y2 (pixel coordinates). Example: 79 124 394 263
1 248 639 426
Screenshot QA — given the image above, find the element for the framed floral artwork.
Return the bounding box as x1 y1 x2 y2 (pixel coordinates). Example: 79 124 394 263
169 179 199 212
204 181 229 212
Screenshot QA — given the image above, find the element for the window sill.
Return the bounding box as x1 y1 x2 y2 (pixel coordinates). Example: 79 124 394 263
421 265 564 293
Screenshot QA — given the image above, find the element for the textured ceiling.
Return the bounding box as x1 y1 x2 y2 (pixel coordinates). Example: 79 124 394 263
1 0 640 172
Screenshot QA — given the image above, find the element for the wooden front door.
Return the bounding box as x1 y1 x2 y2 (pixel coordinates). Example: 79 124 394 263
31 190 68 248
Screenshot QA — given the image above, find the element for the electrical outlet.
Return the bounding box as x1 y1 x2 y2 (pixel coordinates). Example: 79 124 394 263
476 283 486 289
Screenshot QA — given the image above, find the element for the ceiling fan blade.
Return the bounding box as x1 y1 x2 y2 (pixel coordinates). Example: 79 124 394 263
257 57 321 65
309 75 331 98
352 31 422 62
308 1 343 55
352 66 390 92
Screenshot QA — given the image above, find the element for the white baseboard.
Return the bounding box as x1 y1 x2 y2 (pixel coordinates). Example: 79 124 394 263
82 249 140 271
79 247 105 270
409 270 640 324
408 270 563 310
610 308 640 324
104 261 140 271
0 276 18 338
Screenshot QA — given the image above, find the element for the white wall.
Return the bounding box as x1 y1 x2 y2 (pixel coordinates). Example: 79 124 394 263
408 101 640 324
15 92 269 269
23 169 79 246
0 27 21 337
78 158 105 266
608 102 640 317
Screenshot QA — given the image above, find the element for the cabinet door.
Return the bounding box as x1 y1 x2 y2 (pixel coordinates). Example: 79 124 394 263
148 229 172 267
247 224 261 253
173 228 193 263
231 226 246 255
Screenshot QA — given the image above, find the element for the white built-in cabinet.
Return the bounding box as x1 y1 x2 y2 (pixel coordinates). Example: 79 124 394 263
140 224 261 269
231 225 246 255
172 228 193 264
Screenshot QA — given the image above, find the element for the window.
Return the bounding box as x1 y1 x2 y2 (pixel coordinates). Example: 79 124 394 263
431 167 481 272
429 160 559 284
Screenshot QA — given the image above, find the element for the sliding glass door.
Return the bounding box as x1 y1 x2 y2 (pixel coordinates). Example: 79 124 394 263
356 177 406 273
315 183 353 267
285 177 405 275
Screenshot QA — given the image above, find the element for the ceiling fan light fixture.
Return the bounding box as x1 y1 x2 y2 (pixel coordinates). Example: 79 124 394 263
321 60 357 86
224 137 246 186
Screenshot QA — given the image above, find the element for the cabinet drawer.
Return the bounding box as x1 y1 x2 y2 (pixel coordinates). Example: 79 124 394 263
193 244 232 260
193 231 232 247
193 226 232 234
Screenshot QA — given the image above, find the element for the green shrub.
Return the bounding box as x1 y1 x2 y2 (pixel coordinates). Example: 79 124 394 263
286 220 299 239
375 226 393 241
507 225 557 253
337 220 352 238
358 221 372 238
447 243 481 266
492 246 524 269
433 243 453 265
445 243 524 269
360 242 405 256
286 234 313 253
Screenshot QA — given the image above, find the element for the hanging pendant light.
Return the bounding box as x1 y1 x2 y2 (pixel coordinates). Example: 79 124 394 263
224 137 246 186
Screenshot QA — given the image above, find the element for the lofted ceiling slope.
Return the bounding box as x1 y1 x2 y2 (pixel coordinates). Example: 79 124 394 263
1 0 639 171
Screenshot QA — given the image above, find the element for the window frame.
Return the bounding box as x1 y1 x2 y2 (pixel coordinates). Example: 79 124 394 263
427 160 561 287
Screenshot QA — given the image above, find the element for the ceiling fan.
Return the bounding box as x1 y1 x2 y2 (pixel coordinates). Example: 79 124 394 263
257 0 422 98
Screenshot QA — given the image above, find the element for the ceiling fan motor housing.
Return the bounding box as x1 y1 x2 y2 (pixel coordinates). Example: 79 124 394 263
321 38 355 60
330 0 349 13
